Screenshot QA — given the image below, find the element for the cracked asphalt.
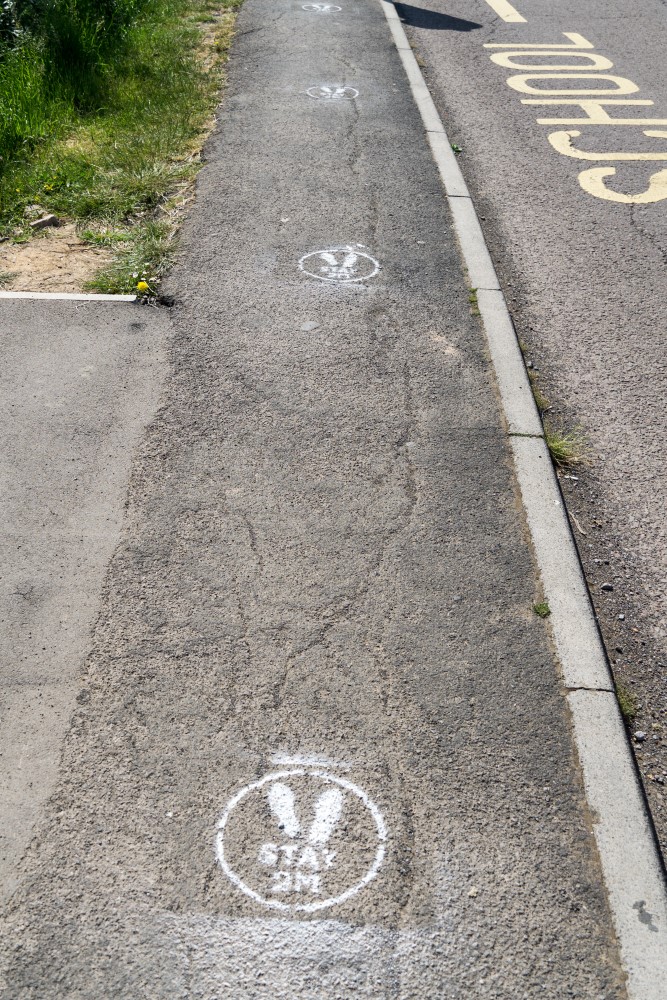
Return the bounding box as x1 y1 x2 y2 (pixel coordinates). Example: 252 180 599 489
0 0 638 995
396 0 667 860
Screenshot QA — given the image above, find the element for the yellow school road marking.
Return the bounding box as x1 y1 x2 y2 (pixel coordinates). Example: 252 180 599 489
485 33 593 48
484 31 667 203
483 0 526 24
549 129 667 161
578 167 667 204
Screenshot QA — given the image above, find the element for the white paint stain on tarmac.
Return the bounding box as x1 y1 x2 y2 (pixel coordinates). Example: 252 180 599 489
307 85 359 100
302 3 342 12
299 246 380 283
216 769 387 912
163 912 459 998
271 752 352 770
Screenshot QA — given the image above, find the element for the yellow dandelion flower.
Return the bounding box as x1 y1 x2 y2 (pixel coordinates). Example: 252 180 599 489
136 280 150 293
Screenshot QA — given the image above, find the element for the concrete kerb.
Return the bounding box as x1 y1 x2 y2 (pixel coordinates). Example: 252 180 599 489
0 291 137 301
425 131 469 198
377 0 667 994
446 198 500 292
568 689 667 998
476 288 543 436
509 434 613 691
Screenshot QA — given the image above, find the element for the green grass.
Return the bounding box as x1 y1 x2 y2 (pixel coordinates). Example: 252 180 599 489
0 0 243 293
544 423 587 468
468 287 480 316
532 601 551 619
86 221 175 294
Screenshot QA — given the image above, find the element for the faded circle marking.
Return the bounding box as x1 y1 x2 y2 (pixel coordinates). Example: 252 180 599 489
299 246 380 283
216 768 387 912
307 85 359 101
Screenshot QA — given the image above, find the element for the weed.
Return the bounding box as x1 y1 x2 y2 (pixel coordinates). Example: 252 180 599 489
533 601 551 619
544 423 587 468
80 228 130 246
615 682 638 725
451 143 462 155
528 369 550 413
0 269 16 285
0 3 217 231
468 287 480 316
86 221 175 294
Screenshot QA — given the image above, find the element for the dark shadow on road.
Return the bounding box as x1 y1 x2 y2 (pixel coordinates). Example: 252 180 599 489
394 3 482 31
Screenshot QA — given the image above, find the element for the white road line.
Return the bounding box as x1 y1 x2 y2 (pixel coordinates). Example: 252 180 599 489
482 0 526 24
0 291 137 301
378 1 667 995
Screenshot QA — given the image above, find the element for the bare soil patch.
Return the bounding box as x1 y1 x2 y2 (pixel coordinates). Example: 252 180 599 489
0 224 112 293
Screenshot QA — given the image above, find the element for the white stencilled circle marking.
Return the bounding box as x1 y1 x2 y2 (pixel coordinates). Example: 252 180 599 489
299 245 380 283
216 768 387 912
307 85 359 101
302 3 342 11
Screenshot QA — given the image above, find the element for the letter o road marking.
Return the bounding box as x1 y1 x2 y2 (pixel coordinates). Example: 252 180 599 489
506 74 640 95
489 52 614 71
216 769 388 912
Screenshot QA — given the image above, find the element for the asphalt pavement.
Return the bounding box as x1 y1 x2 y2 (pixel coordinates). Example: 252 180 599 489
396 0 667 858
0 0 659 995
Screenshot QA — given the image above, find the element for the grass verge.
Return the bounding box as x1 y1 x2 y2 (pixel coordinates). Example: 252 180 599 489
0 0 242 295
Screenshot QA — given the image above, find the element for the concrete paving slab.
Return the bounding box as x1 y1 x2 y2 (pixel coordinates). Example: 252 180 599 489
0 301 168 903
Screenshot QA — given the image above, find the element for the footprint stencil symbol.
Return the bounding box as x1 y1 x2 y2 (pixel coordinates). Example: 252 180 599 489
268 782 301 838
269 781 344 844
298 245 380 283
309 787 345 845
318 250 360 281
306 85 359 101
261 781 344 895
216 769 388 912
